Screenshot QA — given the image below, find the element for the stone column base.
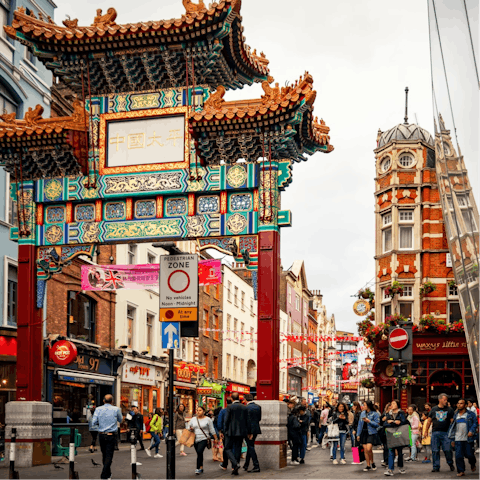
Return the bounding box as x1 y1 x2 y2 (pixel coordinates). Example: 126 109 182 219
1 402 52 468
254 400 287 470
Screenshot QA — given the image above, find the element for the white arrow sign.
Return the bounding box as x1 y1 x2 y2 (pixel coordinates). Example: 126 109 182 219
161 321 180 350
165 323 177 348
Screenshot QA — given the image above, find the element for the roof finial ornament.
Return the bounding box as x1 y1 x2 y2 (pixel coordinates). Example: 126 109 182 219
183 0 206 14
404 86 409 124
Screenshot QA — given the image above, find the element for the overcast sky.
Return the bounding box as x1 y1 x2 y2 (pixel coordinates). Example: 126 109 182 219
54 1 479 334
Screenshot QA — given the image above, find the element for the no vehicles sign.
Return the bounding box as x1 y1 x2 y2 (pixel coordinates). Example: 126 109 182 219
159 254 198 322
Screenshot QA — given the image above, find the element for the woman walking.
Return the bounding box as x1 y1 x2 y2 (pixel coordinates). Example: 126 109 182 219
211 406 223 462
383 400 409 476
331 402 349 464
380 403 392 467
188 406 218 475
88 405 98 453
174 404 188 456
406 404 421 462
356 400 381 472
146 408 163 458
421 411 432 463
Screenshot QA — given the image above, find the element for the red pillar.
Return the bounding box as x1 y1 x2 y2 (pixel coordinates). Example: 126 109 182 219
16 245 43 401
257 230 280 400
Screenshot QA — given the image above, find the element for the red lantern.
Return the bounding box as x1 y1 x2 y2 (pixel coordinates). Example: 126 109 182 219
194 366 199 373
188 365 194 372
180 362 186 369
200 367 206 374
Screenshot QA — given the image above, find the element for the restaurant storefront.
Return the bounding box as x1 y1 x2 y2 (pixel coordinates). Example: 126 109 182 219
226 382 250 401
373 333 475 409
197 380 225 410
0 331 17 427
173 366 197 416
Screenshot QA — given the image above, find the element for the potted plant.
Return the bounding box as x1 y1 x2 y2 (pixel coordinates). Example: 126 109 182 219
358 287 375 302
420 281 437 296
448 279 456 288
384 281 404 298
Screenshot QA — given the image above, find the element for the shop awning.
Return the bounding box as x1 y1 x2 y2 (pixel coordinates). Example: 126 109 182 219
174 381 196 389
56 369 115 386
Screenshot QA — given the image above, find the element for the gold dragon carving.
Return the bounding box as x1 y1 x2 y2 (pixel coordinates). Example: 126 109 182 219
63 15 79 28
24 105 44 126
204 85 226 111
92 8 117 28
183 0 206 14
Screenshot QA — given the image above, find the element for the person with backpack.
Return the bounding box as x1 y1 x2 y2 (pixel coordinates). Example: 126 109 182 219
448 398 478 477
288 404 302 465
145 408 163 458
174 404 188 457
331 402 349 465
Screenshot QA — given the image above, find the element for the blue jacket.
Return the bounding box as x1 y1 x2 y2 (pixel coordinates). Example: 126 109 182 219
217 407 227 433
448 410 478 443
357 410 381 436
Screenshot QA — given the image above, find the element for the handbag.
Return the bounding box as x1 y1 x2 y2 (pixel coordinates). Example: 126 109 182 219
352 446 365 463
327 423 340 440
385 424 412 449
197 418 212 449
179 428 195 448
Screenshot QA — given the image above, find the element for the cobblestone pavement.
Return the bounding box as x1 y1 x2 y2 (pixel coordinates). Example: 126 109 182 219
0 442 478 479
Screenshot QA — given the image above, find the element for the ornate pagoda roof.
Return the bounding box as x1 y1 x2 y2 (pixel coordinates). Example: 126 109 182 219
190 73 333 164
0 102 88 179
5 1 270 95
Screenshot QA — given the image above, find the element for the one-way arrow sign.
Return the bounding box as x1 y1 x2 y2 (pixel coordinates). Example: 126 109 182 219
161 322 180 350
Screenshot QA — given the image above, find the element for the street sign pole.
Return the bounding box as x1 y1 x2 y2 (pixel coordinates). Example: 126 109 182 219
167 347 175 480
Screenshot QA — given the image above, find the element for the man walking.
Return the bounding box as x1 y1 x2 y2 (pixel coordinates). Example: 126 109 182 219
91 394 123 480
244 394 261 473
425 393 455 473
223 392 251 475
126 403 145 450
318 403 329 447
219 397 233 471
448 398 478 477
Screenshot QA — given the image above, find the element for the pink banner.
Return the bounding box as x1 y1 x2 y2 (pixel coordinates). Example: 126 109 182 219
81 264 159 291
81 259 222 291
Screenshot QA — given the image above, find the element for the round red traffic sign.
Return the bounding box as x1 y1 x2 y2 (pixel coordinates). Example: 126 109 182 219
168 270 190 294
389 327 409 350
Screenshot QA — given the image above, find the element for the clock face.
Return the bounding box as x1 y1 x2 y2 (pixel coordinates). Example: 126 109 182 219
353 299 371 316
386 365 395 377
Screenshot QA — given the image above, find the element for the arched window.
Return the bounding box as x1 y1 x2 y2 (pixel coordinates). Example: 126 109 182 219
67 291 96 343
380 157 391 172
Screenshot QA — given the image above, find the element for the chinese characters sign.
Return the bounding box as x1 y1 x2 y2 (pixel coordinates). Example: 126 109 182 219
107 115 185 168
198 259 222 286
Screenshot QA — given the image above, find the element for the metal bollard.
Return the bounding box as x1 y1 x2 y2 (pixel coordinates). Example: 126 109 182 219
130 430 137 479
8 428 19 479
69 428 79 479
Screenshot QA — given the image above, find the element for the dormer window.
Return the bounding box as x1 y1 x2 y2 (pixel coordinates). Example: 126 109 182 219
381 157 391 172
399 154 414 168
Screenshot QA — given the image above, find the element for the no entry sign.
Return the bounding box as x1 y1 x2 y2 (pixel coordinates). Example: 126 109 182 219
159 254 198 322
389 327 409 350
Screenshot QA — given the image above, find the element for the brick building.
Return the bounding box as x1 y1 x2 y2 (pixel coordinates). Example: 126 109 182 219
371 119 473 408
44 245 123 425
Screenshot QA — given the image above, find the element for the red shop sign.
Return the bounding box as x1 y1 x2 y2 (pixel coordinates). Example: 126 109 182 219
413 336 468 356
49 340 78 366
175 367 192 383
227 383 250 394
0 336 17 356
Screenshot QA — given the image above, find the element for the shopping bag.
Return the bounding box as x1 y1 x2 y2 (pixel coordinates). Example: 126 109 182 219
327 423 339 440
385 424 412 449
179 429 195 448
352 446 365 463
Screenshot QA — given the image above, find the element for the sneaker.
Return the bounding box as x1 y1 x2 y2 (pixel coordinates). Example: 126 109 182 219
306 447 311 451
450 464 455 472
154 454 163 458
180 452 187 456
457 473 465 477
195 469 201 475
399 469 406 474
384 469 394 476
219 465 227 471
291 460 300 465
406 458 414 462
381 461 386 466
422 460 431 464
145 449 151 457
340 459 347 464
333 459 339 465
136 462 142 466
363 466 372 472
372 463 377 471
299 459 305 464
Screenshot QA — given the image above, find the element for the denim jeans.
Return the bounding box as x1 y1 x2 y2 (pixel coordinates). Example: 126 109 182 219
317 425 327 444
388 447 404 471
455 441 476 473
332 432 347 460
194 440 208 470
410 433 419 460
150 432 161 454
300 434 307 459
244 434 259 470
431 431 453 470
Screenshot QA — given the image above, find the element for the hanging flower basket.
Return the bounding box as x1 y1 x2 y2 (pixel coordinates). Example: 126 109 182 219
384 281 404 298
420 281 437 296
361 379 375 389
358 287 375 302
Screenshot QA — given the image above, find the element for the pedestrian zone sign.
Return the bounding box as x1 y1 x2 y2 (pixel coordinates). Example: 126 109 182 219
161 322 180 350
159 254 198 322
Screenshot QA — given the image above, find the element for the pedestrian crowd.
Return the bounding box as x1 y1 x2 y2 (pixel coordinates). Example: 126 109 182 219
86 392 478 479
286 393 479 477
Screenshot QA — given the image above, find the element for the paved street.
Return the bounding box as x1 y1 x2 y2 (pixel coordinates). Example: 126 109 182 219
1 442 478 480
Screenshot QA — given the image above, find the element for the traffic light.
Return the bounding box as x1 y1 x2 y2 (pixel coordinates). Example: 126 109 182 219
388 322 413 364
394 364 408 377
